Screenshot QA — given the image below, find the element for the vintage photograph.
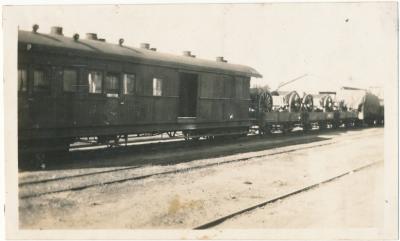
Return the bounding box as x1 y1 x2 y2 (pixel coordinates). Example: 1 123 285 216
3 2 398 239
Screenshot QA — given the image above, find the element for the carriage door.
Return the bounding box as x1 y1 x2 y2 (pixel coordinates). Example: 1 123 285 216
104 72 121 125
178 73 198 117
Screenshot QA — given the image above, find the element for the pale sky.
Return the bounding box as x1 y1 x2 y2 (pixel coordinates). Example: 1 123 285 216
12 3 397 94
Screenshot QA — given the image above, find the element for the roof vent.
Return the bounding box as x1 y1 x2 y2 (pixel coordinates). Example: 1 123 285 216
73 33 79 41
50 26 63 35
86 33 98 40
150 48 157 51
216 56 227 63
183 51 196 58
119 38 124 46
32 24 39 33
140 43 150 49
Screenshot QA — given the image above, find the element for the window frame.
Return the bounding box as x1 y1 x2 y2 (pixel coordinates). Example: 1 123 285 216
61 68 79 93
87 70 104 95
152 77 163 97
122 73 136 95
18 67 28 93
223 75 235 99
32 67 51 95
104 72 121 97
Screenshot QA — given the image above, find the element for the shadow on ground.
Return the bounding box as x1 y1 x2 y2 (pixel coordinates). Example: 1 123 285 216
18 127 377 172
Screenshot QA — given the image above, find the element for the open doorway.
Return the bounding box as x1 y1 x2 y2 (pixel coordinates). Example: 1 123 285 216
179 73 198 117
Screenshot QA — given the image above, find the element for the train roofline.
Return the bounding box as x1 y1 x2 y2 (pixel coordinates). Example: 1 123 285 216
18 29 262 78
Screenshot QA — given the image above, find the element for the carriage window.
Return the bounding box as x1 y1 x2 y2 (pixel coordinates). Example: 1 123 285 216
123 73 135 94
105 73 120 97
153 78 162 96
33 69 50 93
18 68 28 92
63 69 78 92
242 79 250 99
224 76 234 98
88 71 102 94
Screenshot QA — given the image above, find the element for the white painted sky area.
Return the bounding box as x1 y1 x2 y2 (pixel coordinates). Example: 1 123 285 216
15 3 396 94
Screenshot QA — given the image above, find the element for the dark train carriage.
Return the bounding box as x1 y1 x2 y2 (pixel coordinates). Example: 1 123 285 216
18 26 262 155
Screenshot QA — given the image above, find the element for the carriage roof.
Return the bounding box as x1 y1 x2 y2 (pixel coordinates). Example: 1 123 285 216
18 30 262 78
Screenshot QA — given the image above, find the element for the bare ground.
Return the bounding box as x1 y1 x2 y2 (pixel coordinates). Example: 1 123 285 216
19 128 384 229
217 162 384 228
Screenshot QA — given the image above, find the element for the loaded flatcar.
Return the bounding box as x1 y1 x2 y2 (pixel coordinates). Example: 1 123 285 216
249 87 382 134
335 87 383 125
18 25 262 158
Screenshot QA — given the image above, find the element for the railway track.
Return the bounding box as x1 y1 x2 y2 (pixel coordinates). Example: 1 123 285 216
193 161 381 229
67 125 376 153
19 129 380 199
20 126 379 172
19 132 323 185
19 141 335 199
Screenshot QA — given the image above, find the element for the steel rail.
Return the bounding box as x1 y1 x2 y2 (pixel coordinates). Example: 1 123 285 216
19 129 379 187
20 140 339 199
193 161 381 229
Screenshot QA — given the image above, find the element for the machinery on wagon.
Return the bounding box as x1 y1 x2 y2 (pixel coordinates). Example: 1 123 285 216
335 87 383 125
250 87 383 134
17 25 384 161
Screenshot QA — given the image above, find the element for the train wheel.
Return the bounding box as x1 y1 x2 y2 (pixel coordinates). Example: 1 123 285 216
260 125 272 136
98 135 119 147
19 138 71 169
183 132 190 141
282 125 293 134
183 131 200 141
359 120 367 128
303 123 312 132
348 121 356 128
22 152 47 170
167 131 177 137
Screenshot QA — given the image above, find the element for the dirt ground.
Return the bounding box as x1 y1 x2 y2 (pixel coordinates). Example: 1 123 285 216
19 128 384 229
218 162 384 228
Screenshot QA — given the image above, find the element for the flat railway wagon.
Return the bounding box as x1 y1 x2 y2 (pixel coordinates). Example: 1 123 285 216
18 25 262 158
249 88 381 134
335 87 384 125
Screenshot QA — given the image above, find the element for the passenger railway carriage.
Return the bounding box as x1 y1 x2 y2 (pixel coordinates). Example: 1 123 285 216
18 26 262 156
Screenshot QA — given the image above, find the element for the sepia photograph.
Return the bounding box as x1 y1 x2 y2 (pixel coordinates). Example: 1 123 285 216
3 2 398 240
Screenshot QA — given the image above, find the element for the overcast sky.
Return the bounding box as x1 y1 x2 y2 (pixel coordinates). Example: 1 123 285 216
13 3 397 94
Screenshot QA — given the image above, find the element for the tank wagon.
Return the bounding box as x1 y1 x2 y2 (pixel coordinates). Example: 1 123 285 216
18 25 261 157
